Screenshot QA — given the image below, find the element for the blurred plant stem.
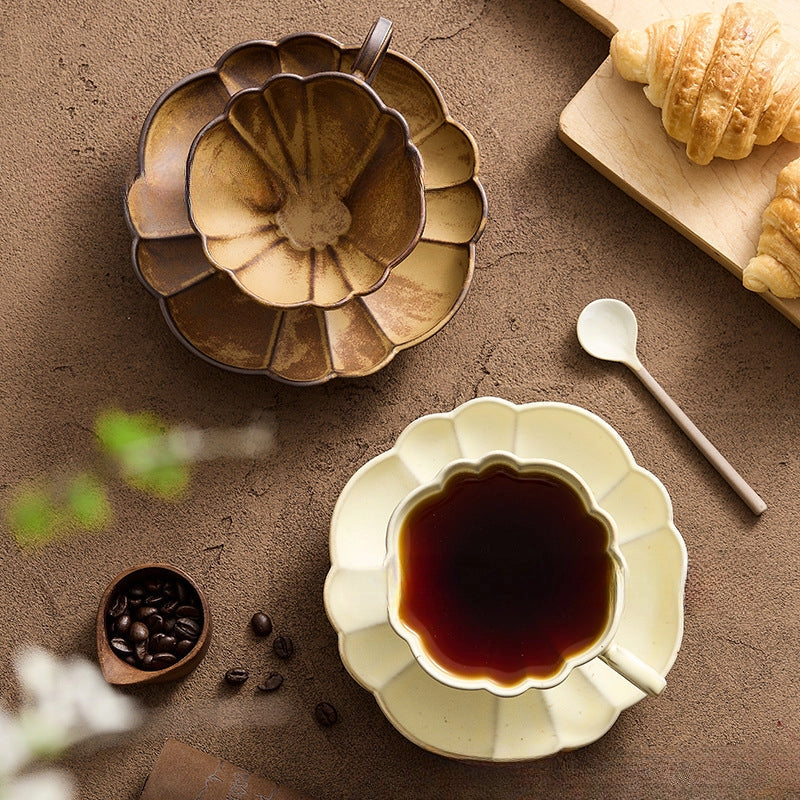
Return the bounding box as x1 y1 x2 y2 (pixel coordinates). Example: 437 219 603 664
4 409 274 548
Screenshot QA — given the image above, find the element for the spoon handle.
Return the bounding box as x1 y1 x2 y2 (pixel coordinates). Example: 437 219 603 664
633 366 767 515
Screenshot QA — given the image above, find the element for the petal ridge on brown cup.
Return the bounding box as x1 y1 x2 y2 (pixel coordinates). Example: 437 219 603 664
186 71 425 309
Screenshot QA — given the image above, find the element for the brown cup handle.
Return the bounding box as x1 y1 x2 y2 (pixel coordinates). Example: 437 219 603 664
351 17 392 85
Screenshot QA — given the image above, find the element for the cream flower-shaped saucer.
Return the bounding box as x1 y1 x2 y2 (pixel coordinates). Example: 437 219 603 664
124 30 487 385
324 398 688 761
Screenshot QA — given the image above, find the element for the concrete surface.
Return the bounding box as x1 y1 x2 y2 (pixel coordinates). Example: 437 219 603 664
1 1 798 798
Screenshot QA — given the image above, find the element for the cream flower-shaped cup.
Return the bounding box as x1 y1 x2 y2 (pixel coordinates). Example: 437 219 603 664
187 70 425 308
385 452 666 699
124 25 487 384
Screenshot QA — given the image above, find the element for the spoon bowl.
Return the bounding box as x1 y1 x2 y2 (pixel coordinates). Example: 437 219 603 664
96 563 212 686
576 298 641 369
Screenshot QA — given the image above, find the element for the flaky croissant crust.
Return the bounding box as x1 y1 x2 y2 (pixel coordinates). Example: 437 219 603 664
743 156 800 297
610 2 800 165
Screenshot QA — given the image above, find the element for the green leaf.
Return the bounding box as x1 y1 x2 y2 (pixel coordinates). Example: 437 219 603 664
6 486 61 547
65 473 112 530
95 409 190 499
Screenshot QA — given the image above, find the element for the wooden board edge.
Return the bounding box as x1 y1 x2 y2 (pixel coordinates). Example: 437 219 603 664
558 0 617 37
556 111 800 328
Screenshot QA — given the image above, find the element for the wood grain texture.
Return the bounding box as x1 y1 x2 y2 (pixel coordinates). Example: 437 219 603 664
558 0 800 326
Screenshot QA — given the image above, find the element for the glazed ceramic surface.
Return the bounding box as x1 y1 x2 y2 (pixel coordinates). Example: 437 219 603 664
324 398 688 761
186 71 425 308
384 452 627 697
125 31 487 384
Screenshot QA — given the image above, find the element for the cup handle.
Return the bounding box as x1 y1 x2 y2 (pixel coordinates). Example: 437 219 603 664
351 17 393 85
599 643 667 697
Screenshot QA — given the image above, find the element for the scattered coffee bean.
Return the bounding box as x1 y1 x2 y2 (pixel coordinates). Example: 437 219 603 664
314 702 338 727
257 672 284 692
250 612 273 637
224 668 250 686
105 570 204 671
272 635 294 659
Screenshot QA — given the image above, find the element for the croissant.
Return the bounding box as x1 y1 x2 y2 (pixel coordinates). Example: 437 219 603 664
610 2 800 165
742 156 800 297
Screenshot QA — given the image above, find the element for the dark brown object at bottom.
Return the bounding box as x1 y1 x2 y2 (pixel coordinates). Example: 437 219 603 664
139 738 312 800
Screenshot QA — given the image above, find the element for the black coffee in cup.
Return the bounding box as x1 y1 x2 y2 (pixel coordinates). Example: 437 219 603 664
397 464 615 686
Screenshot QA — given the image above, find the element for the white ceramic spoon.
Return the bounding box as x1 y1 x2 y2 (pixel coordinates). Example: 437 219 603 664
577 298 767 516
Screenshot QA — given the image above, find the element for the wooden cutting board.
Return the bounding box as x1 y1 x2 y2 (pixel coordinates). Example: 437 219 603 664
558 0 800 326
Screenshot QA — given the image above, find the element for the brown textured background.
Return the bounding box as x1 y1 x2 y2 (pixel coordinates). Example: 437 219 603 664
1 1 799 798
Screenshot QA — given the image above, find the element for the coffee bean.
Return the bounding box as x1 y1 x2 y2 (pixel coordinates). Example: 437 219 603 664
314 702 338 727
110 637 134 655
175 618 201 639
115 613 132 636
161 616 176 634
150 633 176 653
137 605 158 621
129 621 149 642
108 594 128 617
175 639 195 658
105 570 205 671
250 612 273 637
224 668 249 686
272 635 294 659
257 672 283 692
151 652 178 668
147 614 165 634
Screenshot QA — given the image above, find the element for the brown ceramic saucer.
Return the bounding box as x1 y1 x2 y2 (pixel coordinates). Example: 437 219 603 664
96 563 212 686
124 25 487 384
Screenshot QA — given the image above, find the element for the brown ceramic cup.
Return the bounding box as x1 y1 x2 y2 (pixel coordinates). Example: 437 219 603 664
186 18 426 309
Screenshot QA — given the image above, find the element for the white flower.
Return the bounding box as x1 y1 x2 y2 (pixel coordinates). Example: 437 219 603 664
1 768 74 800
13 647 140 756
0 708 32 777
